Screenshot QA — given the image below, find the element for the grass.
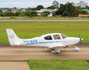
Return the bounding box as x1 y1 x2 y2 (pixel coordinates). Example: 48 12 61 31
0 21 89 43
0 16 89 20
27 59 89 70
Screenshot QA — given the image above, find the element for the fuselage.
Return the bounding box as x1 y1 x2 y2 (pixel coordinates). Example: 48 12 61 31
20 33 81 47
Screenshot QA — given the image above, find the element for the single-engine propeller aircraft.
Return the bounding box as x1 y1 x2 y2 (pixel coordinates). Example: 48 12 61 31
6 29 83 54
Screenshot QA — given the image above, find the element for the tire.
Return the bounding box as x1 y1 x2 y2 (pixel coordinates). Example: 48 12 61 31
56 52 59 54
75 50 78 52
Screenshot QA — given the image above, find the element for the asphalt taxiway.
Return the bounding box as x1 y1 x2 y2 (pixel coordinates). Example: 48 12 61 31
0 46 89 60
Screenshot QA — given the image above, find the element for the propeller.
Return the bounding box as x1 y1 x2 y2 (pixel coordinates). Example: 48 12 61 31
79 34 81 45
79 34 83 45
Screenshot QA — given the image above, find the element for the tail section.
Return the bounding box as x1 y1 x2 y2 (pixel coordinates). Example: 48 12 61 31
6 29 22 46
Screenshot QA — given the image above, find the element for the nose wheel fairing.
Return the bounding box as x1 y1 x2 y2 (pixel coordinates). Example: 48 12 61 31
72 46 80 52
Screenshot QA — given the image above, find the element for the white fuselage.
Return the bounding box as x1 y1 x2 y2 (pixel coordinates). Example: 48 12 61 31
20 33 80 47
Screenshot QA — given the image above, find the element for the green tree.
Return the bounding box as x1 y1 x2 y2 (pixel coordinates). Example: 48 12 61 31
82 11 88 14
26 7 37 11
0 9 2 12
65 2 75 16
25 11 32 17
13 7 17 9
82 7 86 9
42 11 50 17
37 5 44 10
78 10 88 14
47 6 55 9
30 11 37 16
55 4 65 15
86 5 89 10
19 12 25 16
30 8 37 10
62 11 69 17
6 11 14 16
0 12 6 17
53 12 55 16
15 11 21 16
55 2 78 17
26 7 30 11
7 9 11 11
76 6 82 10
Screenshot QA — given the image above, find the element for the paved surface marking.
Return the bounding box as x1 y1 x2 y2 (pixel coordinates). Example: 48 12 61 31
0 46 89 60
0 62 30 70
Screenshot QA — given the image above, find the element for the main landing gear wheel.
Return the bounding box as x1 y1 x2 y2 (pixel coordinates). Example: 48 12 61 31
75 50 78 52
51 50 60 54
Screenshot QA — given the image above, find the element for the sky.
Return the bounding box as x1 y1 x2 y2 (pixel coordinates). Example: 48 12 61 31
0 0 89 8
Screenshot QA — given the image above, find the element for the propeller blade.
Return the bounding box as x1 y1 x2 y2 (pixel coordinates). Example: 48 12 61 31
80 40 81 45
79 34 81 45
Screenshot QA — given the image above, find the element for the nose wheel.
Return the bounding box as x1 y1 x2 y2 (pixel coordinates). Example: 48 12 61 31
72 46 80 52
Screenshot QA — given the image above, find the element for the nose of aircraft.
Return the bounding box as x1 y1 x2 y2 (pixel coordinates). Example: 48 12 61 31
73 37 83 44
80 38 84 41
79 34 84 41
67 37 83 45
78 38 84 45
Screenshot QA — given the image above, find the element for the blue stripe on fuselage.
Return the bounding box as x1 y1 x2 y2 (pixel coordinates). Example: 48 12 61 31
22 41 66 46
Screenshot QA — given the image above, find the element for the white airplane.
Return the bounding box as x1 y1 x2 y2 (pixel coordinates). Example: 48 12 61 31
6 29 83 54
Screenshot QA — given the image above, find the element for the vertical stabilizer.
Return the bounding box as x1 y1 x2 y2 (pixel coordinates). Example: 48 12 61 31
6 29 21 46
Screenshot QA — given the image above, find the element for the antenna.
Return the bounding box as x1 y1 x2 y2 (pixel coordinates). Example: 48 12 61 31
45 30 49 34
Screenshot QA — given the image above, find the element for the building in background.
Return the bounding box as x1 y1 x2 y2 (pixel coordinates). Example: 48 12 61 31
48 13 52 17
37 13 41 17
78 14 89 17
76 1 88 8
37 9 52 13
21 9 26 12
2 10 7 12
11 9 20 13
52 8 58 12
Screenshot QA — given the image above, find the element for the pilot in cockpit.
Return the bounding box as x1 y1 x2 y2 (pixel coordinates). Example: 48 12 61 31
54 35 60 39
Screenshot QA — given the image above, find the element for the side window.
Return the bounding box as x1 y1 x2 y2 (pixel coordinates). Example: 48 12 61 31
53 34 61 40
61 34 67 39
44 35 52 40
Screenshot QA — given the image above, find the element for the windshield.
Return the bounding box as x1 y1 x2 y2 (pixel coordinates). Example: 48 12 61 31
61 34 67 39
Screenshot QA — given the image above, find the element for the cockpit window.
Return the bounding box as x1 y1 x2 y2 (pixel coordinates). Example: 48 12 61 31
44 35 52 40
61 34 67 39
53 34 61 40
